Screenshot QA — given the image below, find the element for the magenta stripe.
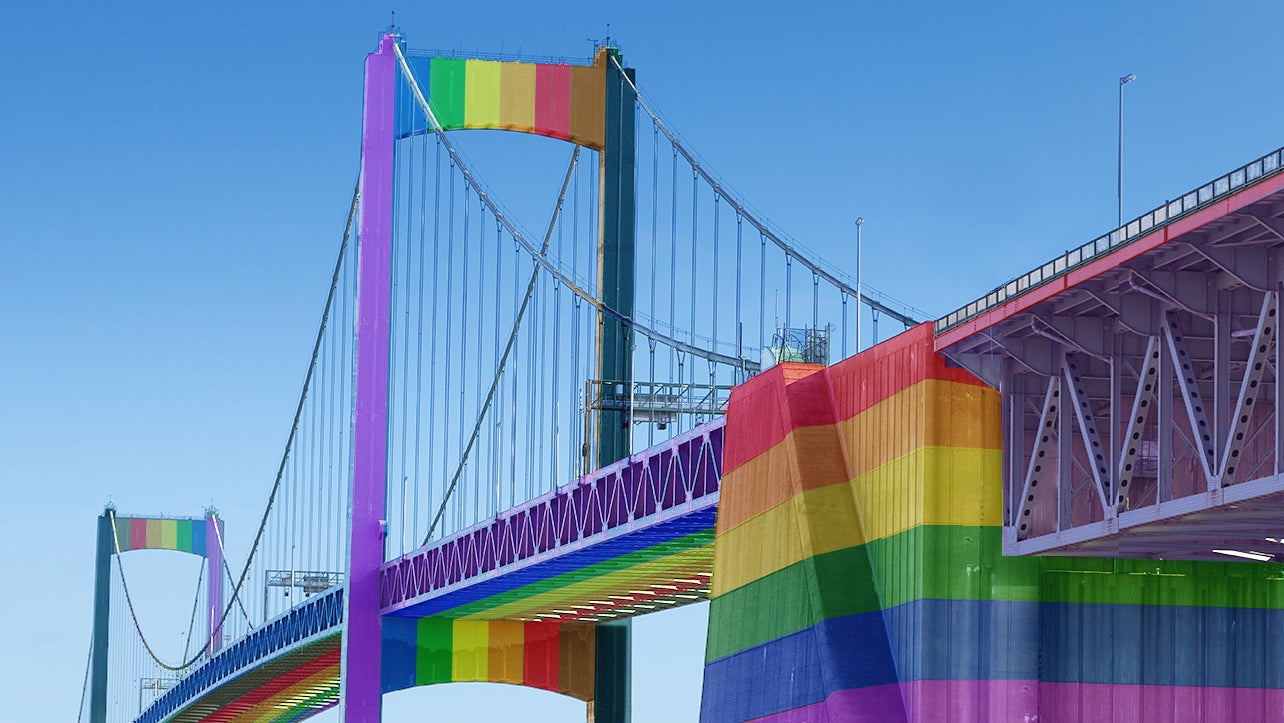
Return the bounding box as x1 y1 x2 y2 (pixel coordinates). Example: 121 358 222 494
1039 682 1284 723
748 682 1284 723
747 686 908 723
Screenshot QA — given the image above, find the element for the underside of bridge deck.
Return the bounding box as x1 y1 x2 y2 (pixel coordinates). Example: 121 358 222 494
937 151 1284 560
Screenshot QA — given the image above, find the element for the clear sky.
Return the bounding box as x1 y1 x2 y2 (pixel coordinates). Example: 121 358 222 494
5 1 1284 721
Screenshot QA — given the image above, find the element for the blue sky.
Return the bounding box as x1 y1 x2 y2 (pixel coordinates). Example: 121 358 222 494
5 1 1284 720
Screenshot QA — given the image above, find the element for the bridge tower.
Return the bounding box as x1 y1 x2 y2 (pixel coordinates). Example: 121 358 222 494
342 33 635 722
88 507 224 723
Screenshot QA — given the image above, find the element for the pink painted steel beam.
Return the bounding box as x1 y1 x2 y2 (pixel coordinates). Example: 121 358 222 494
934 169 1284 353
341 32 396 722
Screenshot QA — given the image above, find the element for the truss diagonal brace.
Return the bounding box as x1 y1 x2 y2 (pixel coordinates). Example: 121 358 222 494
1015 377 1059 540
1062 357 1112 514
1116 337 1161 510
1220 293 1278 485
1163 314 1218 482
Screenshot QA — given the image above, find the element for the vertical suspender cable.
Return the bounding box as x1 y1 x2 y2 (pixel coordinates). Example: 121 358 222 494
426 138 442 535
412 129 427 548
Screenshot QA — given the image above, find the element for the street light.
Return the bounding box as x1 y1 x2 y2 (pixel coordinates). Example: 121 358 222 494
1118 73 1136 228
855 217 864 353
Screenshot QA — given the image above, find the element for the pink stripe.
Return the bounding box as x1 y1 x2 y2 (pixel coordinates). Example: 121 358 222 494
129 519 146 550
533 64 569 139
748 686 908 723
750 682 1284 723
1039 682 1284 723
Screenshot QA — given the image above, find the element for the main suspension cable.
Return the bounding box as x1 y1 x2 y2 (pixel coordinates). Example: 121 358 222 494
392 43 756 372
106 180 360 672
610 53 926 327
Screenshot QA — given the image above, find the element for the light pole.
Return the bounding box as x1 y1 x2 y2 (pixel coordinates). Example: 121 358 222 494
1118 73 1135 228
855 217 864 353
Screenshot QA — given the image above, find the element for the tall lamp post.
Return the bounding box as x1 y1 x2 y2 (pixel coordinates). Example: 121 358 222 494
1118 73 1136 228
855 217 864 353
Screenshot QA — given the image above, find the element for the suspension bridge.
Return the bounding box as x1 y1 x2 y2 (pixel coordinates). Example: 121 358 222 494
80 29 1284 723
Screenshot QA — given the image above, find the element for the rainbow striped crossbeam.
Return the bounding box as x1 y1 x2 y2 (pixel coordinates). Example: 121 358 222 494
396 49 608 150
111 516 210 556
701 324 1284 723
381 618 600 699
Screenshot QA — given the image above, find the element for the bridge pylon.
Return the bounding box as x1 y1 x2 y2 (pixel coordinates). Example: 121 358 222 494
89 506 224 723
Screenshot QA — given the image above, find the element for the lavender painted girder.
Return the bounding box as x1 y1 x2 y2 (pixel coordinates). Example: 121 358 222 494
341 32 396 723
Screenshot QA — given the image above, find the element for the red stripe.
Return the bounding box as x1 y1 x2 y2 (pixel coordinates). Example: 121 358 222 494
534 64 570 139
196 646 340 722
723 325 987 471
827 323 984 422
522 621 561 692
129 519 146 550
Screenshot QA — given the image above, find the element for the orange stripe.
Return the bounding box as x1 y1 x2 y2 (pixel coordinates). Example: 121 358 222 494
487 620 525 683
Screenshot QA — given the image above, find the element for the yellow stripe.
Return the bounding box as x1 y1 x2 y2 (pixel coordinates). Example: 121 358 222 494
160 519 178 550
464 60 501 128
242 663 338 722
451 620 490 681
711 446 1002 595
712 480 864 596
499 62 536 131
854 445 1002 542
464 544 714 620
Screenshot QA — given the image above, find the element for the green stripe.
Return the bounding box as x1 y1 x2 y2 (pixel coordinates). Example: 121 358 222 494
176 519 193 553
706 524 1284 661
439 529 714 618
416 616 453 684
429 58 466 129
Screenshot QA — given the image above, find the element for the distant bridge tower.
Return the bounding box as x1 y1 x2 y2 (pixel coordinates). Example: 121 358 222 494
88 507 224 723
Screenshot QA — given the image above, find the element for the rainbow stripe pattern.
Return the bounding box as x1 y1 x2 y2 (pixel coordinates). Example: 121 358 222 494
701 323 1284 722
396 49 608 150
111 516 209 556
174 635 340 722
381 619 600 698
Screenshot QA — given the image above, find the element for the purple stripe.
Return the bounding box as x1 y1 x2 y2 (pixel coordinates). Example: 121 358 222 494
341 32 397 721
1038 682 1284 723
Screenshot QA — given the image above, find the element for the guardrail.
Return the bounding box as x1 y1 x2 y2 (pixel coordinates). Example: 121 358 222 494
935 145 1284 335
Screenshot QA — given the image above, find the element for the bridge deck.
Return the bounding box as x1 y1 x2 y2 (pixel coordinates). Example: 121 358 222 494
936 145 1284 560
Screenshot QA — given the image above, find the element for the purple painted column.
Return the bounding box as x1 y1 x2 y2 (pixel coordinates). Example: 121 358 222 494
205 513 224 654
341 32 396 722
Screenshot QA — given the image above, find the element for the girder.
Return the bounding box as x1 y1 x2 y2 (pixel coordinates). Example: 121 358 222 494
938 147 1284 558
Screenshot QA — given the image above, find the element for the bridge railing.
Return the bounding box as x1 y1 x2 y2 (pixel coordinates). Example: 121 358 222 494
134 588 344 723
935 144 1284 334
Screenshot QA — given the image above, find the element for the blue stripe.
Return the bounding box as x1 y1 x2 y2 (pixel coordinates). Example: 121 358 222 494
700 610 899 723
380 617 418 693
395 56 431 138
701 597 1284 723
1040 601 1284 688
191 522 207 558
387 507 717 618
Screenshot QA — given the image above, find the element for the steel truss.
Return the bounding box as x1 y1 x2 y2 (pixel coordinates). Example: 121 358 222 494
378 420 723 616
942 186 1284 560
